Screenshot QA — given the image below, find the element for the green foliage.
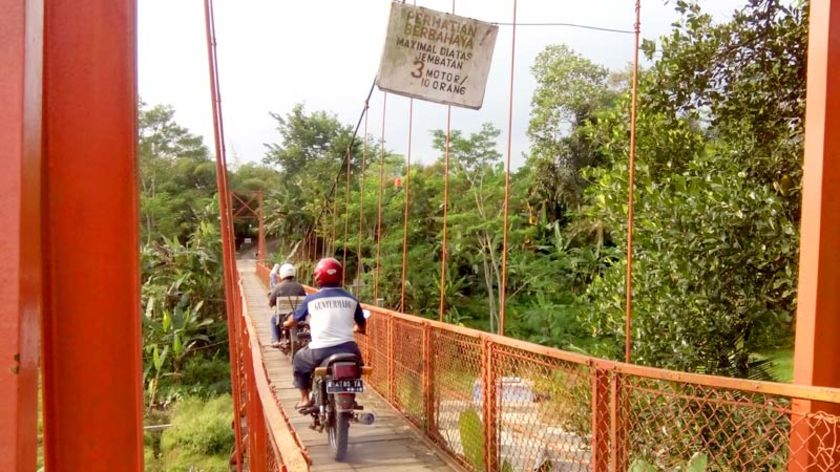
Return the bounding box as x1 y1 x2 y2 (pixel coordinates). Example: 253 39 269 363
161 395 234 456
139 102 237 468
574 0 806 377
630 451 709 472
260 103 384 264
139 103 232 408
231 162 283 193
528 369 591 438
257 0 805 382
757 348 794 383
396 375 423 420
139 103 216 243
142 220 229 406
458 408 485 471
642 0 807 221
145 395 234 472
180 355 232 396
527 44 620 223
584 153 797 376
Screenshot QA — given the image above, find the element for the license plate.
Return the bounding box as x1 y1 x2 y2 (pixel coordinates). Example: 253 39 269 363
326 379 364 393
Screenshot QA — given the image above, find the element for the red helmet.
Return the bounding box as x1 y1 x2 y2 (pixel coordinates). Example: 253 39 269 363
313 257 342 287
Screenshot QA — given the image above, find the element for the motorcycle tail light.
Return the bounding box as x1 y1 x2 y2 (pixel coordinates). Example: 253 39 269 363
332 362 359 380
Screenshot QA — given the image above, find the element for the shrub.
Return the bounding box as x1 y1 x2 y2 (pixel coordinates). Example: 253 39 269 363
180 355 231 396
157 452 230 472
161 395 234 459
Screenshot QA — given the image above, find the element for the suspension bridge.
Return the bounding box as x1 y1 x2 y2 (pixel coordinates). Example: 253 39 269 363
3 0 840 471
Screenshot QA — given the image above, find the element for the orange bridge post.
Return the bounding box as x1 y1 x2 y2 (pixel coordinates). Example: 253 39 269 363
790 0 840 469
41 0 144 469
0 0 43 469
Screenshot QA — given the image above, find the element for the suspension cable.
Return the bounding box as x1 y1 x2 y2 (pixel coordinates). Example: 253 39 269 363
299 78 377 264
438 0 455 322
356 102 370 296
438 106 452 322
374 93 388 302
202 0 243 467
400 98 414 312
499 0 518 337
341 140 352 279
492 21 633 34
399 0 419 312
318 211 326 259
625 0 642 364
330 190 338 259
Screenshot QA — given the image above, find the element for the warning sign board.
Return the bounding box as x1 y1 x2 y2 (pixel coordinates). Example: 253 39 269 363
376 3 499 110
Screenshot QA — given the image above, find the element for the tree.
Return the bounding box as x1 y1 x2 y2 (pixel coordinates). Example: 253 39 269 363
432 124 509 332
262 104 365 258
577 0 806 377
641 0 808 221
230 162 282 193
584 153 797 375
139 103 215 242
263 103 362 184
526 44 620 224
138 102 233 407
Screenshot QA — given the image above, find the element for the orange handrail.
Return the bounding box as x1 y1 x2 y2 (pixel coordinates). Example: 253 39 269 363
256 259 840 471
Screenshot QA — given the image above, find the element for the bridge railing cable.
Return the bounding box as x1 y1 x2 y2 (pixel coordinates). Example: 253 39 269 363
203 0 246 468
204 0 312 469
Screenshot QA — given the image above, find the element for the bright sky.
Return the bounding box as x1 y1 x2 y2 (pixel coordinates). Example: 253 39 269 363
138 1 745 170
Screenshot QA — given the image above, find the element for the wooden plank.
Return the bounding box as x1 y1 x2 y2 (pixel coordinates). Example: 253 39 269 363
238 259 457 472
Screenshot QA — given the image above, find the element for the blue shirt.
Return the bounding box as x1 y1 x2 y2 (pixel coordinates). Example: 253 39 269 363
293 287 365 349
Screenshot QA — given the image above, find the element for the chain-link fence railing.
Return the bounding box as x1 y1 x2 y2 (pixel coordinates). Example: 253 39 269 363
256 261 840 471
241 265 311 471
359 302 840 472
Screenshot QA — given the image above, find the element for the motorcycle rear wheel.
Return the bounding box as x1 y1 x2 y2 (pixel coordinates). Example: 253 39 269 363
327 411 350 461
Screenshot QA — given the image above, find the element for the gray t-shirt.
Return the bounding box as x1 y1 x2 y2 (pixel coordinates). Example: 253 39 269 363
268 279 306 307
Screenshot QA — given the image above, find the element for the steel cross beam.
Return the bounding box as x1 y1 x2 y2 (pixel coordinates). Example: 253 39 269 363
231 190 266 264
232 192 259 219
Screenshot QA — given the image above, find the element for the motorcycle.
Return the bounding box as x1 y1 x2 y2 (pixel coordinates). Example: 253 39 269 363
275 312 311 358
300 353 375 461
271 295 309 358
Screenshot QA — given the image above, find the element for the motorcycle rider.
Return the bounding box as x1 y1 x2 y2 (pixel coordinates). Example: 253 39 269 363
284 257 365 409
268 263 281 290
268 263 306 348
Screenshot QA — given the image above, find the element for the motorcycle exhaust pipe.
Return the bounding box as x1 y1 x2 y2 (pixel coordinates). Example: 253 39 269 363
354 412 375 425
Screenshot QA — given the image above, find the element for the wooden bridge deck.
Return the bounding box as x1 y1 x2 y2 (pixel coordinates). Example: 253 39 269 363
237 259 457 471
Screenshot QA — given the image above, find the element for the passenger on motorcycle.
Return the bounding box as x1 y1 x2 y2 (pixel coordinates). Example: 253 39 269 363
284 257 366 409
269 263 281 290
268 263 306 348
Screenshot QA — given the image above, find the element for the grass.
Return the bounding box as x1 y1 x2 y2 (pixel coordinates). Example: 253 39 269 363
145 394 234 472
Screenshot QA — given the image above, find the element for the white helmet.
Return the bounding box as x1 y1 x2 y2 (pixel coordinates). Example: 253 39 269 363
270 263 281 275
279 263 296 280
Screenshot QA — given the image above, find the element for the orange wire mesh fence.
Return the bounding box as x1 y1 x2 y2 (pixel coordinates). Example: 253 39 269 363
236 263 311 471
256 262 840 471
